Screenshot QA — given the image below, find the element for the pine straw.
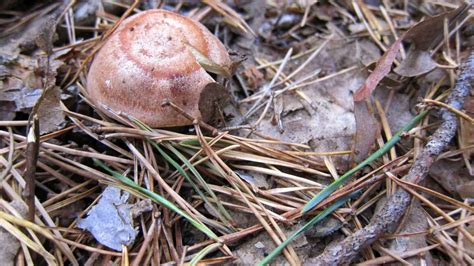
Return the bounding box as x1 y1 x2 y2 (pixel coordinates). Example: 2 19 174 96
0 1 473 265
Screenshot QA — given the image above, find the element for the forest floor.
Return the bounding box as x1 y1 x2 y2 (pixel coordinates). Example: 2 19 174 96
0 0 473 265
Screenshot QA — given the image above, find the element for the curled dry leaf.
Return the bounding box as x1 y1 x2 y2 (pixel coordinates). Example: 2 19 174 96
0 3 62 55
34 15 57 55
352 37 403 102
401 3 470 51
432 136 474 199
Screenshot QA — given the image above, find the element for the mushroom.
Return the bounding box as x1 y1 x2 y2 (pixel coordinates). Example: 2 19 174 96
86 9 232 127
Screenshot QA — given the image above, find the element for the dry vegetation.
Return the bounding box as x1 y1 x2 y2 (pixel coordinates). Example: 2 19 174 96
0 0 473 265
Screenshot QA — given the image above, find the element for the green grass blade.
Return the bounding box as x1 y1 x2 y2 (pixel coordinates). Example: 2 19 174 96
129 118 233 229
179 138 231 147
153 143 202 195
258 191 360 266
157 144 233 231
189 242 222 266
302 110 428 214
164 143 234 222
93 158 219 241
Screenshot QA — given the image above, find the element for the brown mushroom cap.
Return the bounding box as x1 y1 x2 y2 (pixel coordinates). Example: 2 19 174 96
86 9 231 127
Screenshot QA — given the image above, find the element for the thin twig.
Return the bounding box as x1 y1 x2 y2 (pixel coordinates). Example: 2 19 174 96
23 115 39 222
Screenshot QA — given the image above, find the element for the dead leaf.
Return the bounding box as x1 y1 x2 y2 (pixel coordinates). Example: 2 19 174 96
233 225 309 265
457 181 474 199
394 49 437 77
35 15 58 55
236 170 270 191
463 225 474 254
199 82 230 126
0 3 62 55
77 186 151 251
353 37 403 102
403 3 470 51
254 39 380 170
354 3 471 100
36 87 65 134
374 89 415 134
429 159 472 199
387 201 434 265
0 51 64 128
0 101 16 121
0 85 42 119
394 3 470 77
353 101 380 163
460 90 474 174
304 216 342 238
240 66 265 90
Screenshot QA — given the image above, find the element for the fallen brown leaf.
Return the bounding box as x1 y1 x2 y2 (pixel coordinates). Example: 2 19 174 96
353 37 403 102
354 3 471 100
395 3 470 77
353 101 380 163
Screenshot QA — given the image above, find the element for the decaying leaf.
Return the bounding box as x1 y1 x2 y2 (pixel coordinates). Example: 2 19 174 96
353 101 380 163
457 181 474 199
387 201 433 265
402 3 470 51
354 3 471 100
36 87 65 134
304 216 342 238
77 186 152 251
463 225 474 255
254 39 380 169
233 225 309 265
394 50 438 77
374 88 415 133
353 37 403 102
240 66 265 90
34 15 58 55
236 170 270 191
0 55 43 120
0 53 64 132
198 82 230 126
429 159 472 199
0 87 42 120
395 3 470 77
0 3 62 55
460 89 474 175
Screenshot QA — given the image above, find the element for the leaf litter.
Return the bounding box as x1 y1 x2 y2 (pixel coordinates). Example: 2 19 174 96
77 186 152 251
0 1 473 265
